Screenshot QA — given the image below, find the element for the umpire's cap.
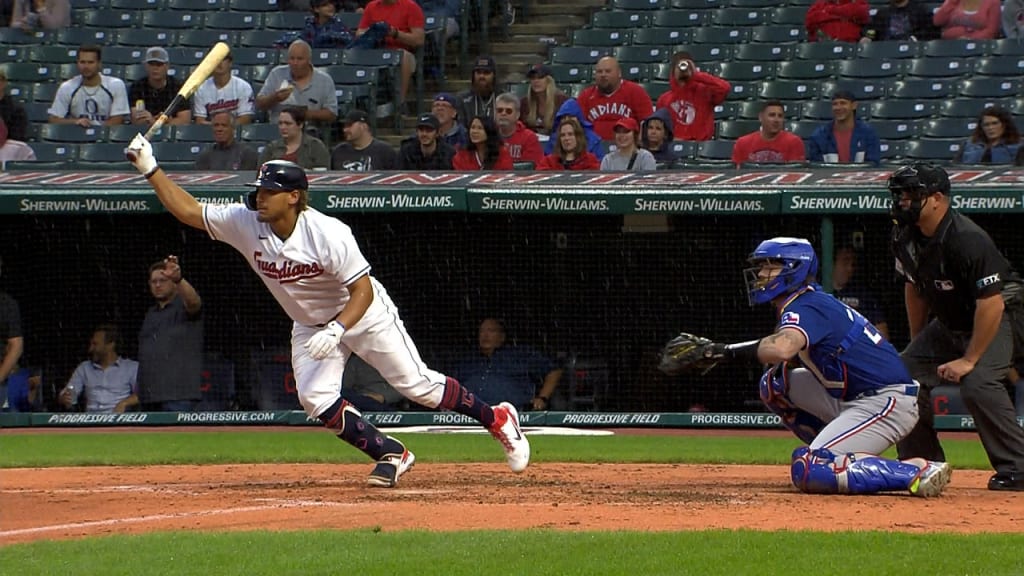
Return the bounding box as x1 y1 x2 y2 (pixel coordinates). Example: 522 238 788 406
248 160 309 192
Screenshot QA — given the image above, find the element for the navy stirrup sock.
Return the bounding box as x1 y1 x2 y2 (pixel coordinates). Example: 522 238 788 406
440 377 495 427
318 398 401 460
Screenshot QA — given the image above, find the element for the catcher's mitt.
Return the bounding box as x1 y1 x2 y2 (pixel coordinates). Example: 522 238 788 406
658 332 726 376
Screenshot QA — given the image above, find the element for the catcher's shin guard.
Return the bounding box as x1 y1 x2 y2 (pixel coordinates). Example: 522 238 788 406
791 447 932 495
759 364 825 445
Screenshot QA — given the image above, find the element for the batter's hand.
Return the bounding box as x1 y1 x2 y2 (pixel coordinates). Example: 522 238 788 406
126 133 158 177
305 321 346 360
937 357 975 383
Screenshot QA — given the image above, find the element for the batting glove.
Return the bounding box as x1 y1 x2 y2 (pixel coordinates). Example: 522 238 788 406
125 133 159 178
304 321 346 360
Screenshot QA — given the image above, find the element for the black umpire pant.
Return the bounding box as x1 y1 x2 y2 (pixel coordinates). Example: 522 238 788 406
897 315 1024 475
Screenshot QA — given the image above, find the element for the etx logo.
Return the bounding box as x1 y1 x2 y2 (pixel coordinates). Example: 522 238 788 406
976 274 1001 289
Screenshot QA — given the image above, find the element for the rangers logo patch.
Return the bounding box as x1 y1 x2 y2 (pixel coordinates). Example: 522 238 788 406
780 311 801 325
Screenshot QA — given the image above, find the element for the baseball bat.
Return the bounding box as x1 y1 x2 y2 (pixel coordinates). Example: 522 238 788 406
143 42 231 139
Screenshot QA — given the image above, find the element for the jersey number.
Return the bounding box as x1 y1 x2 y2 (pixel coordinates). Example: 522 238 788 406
862 323 883 345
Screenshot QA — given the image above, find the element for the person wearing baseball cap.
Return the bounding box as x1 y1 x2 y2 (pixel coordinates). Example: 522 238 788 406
399 113 455 170
521 63 568 136
330 109 399 171
805 89 881 165
431 92 467 149
130 46 192 126
455 56 499 129
599 117 657 171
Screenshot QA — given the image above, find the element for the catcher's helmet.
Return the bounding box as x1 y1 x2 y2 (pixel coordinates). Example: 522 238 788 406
245 160 308 209
744 237 818 306
887 162 950 226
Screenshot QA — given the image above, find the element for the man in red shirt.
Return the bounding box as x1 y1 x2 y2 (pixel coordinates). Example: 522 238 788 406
358 0 425 107
495 92 543 166
655 51 731 141
731 100 806 166
577 56 653 141
806 0 870 42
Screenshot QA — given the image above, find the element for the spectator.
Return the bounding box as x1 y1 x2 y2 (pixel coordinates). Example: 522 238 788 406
456 56 499 129
432 92 467 149
954 105 1022 164
731 100 806 166
195 111 260 171
129 47 192 127
0 118 35 167
577 56 654 141
806 0 870 42
341 353 404 412
861 0 939 42
832 245 890 340
10 0 69 30
933 0 1001 38
655 51 730 142
357 0 425 108
255 40 339 137
600 117 657 171
452 115 513 170
453 318 563 411
398 113 455 169
260 106 331 169
417 0 460 44
495 92 543 166
640 109 678 166
0 69 29 143
520 63 568 137
1004 0 1024 38
0 254 23 413
537 115 601 171
331 109 399 170
276 0 388 49
805 90 881 165
138 256 203 413
58 325 139 414
192 52 255 125
543 98 606 160
48 44 130 127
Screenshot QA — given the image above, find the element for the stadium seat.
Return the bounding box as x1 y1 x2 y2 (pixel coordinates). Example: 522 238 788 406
730 0 778 6
660 45 733 66
614 46 671 65
167 0 227 9
2 46 27 63
786 121 817 139
692 27 751 44
309 48 342 66
801 100 836 121
878 140 906 162
713 101 738 120
231 47 280 66
734 43 792 62
165 47 208 66
264 11 307 30
54 28 114 46
29 45 80 65
717 119 761 140
650 9 704 27
973 56 1024 77
30 142 80 163
178 29 238 48
547 63 591 85
939 98 1000 118
241 122 281 143
5 82 31 102
228 0 281 10
550 46 612 65
776 60 833 80
838 59 902 80
78 143 134 164
669 141 698 160
639 80 670 100
632 27 690 46
239 29 283 48
512 161 536 171
905 57 972 79
873 119 919 140
726 80 759 100
610 0 665 10
696 139 735 162
920 38 990 59
716 61 775 82
591 10 649 28
820 80 886 101
857 40 918 59
870 100 937 120
241 63 275 83
888 79 953 100
1010 97 1024 116
1 64 57 84
116 28 175 46
713 8 769 26
770 6 807 25
904 139 962 161
920 118 976 140
173 124 220 143
750 25 803 44
671 0 721 8
125 63 184 83
619 63 647 82
0 28 49 45
78 8 138 27
795 42 855 60
758 80 818 101
108 124 170 142
109 0 158 8
70 0 108 7
988 38 1024 56
958 78 1022 99
101 46 147 65
31 82 59 103
336 11 361 29
207 11 263 29
572 29 631 47
153 142 206 161
143 10 202 29
26 102 52 123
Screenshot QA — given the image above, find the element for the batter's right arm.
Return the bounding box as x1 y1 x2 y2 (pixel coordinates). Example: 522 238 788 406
904 282 929 339
126 134 206 231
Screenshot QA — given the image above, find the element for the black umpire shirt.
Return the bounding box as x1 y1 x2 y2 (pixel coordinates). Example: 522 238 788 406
893 209 1014 332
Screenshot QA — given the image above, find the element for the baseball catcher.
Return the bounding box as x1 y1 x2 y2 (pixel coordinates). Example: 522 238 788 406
659 236 952 497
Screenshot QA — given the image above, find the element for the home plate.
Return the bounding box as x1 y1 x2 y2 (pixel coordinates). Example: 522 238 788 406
384 426 614 436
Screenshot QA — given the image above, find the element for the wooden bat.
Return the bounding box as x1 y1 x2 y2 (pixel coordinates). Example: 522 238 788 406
143 42 231 139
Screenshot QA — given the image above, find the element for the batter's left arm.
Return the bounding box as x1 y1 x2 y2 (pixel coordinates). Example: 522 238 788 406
757 327 806 365
335 274 374 330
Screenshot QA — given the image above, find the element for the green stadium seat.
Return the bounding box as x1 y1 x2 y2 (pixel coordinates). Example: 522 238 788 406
988 38 1024 56
738 99 799 120
856 40 918 59
153 142 206 161
101 46 147 65
167 0 227 10
713 101 738 120
610 0 665 10
78 8 138 27
786 121 817 139
572 29 632 47
228 0 281 11
939 98 1000 118
31 82 59 103
231 47 280 66
143 10 203 29
174 124 220 143
795 42 854 60
973 56 1024 77
54 28 114 46
731 0 779 7
5 82 31 102
30 142 80 163
1 64 57 84
108 124 170 142
1010 97 1024 116
614 46 671 65
207 11 264 29
673 45 734 65
905 57 972 79
671 0 721 8
750 25 804 44
166 47 210 66
878 140 906 162
547 63 591 85
958 78 1021 99
870 100 937 120
801 100 836 121
27 46 79 66
336 11 361 29
109 0 158 8
78 143 133 164
668 141 698 160
838 59 901 80
240 122 280 143
696 140 735 162
639 80 670 100
734 44 791 62
39 124 105 143
239 29 283 48
124 63 184 83
309 48 343 66
717 119 761 140
116 28 175 47
758 80 818 101
591 10 649 28
776 60 833 80
70 0 108 8
920 118 976 140
820 80 886 101
712 8 769 26
178 29 238 48
904 139 962 161
888 79 953 100
691 27 750 45
920 38 990 59
650 9 704 27
550 46 612 65
26 102 52 123
715 61 775 82
770 6 807 25
873 119 920 140
263 10 307 30
725 80 759 101
633 27 690 46
619 63 648 82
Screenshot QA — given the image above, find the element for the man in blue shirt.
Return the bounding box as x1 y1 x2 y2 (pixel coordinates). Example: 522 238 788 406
805 90 881 166
454 318 563 411
59 324 139 413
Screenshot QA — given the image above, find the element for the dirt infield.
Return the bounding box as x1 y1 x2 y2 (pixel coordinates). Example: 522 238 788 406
2 461 1022 544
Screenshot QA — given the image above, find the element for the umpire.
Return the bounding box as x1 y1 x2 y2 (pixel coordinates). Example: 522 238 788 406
888 162 1024 491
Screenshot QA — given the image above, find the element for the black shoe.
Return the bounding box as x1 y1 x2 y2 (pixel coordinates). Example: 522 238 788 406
988 472 1024 491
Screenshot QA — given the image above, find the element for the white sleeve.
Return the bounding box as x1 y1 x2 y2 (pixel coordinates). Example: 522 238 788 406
48 80 73 118
203 203 255 249
192 81 212 119
237 80 255 117
109 78 130 116
331 223 371 285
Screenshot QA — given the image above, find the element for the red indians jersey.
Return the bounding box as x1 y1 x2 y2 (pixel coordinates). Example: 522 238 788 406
203 204 370 326
576 80 654 141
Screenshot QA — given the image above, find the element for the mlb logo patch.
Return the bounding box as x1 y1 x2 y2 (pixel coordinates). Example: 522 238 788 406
780 311 801 325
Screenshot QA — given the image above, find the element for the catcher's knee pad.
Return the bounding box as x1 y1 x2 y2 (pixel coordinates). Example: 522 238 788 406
790 446 840 494
760 364 826 445
791 447 926 495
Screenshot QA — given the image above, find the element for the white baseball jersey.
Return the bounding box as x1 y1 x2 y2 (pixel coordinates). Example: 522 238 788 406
48 75 130 125
192 75 256 120
202 204 370 327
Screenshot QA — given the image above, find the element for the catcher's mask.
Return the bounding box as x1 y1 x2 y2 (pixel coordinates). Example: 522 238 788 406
887 162 949 227
245 160 309 210
744 237 818 306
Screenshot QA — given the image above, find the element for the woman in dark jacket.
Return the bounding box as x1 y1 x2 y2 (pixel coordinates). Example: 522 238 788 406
640 108 678 166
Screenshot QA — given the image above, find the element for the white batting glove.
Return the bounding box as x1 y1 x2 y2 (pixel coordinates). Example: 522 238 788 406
125 133 159 178
304 321 345 360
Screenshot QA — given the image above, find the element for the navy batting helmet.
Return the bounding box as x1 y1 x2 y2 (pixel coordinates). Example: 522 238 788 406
245 160 308 209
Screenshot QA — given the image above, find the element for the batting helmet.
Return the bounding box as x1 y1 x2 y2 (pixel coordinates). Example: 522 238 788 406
744 237 818 306
887 162 950 226
245 160 309 210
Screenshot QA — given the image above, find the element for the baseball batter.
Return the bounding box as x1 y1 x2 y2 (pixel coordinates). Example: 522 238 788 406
660 237 951 497
125 134 529 487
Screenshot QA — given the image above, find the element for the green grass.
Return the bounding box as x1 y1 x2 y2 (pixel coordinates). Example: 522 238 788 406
0 431 996 469
4 530 1023 576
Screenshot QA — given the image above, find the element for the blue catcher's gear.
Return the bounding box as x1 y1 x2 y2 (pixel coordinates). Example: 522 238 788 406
790 446 949 496
245 160 309 210
744 237 819 305
887 162 950 226
759 363 826 445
